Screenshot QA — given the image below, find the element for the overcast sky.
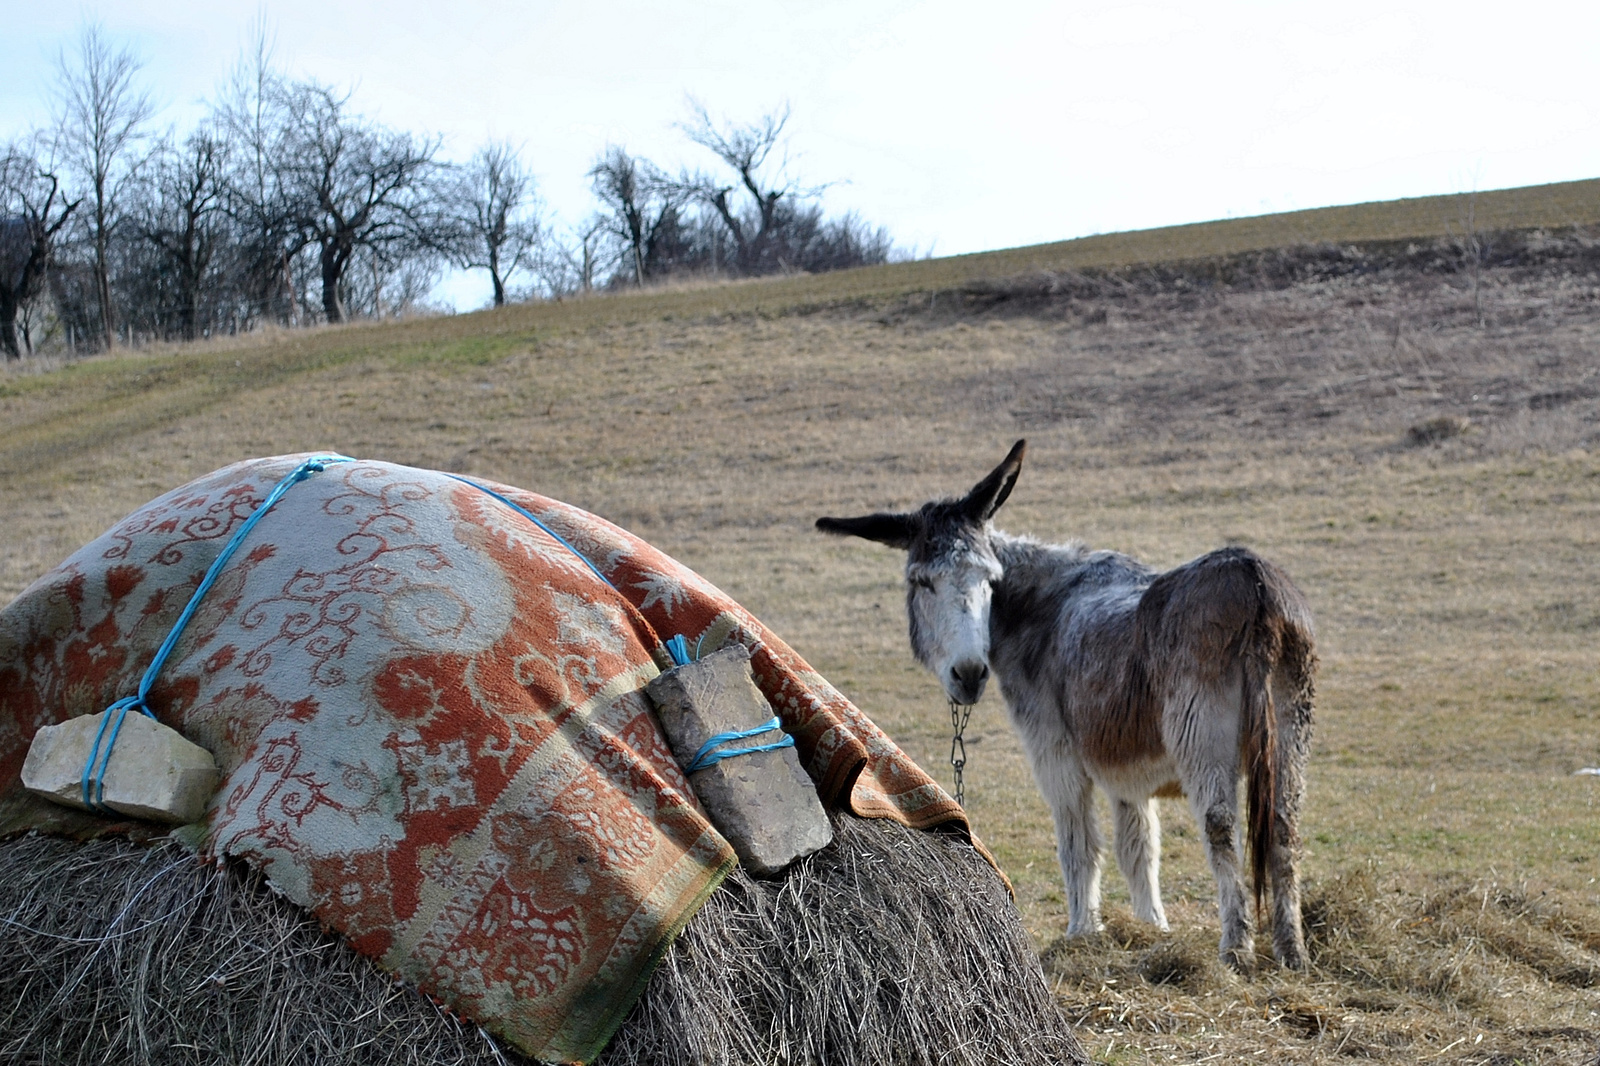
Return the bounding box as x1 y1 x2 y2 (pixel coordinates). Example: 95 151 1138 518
4 1 1597 309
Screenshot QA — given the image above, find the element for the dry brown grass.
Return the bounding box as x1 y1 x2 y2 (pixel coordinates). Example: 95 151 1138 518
4 211 1600 1063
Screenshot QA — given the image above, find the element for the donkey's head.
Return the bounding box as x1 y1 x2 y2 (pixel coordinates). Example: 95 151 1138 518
816 440 1026 705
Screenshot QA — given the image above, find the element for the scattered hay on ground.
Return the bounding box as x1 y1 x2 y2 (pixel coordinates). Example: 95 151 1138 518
1039 867 1600 1065
0 813 1087 1066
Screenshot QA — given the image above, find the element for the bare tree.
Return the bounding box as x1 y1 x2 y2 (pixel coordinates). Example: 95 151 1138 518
572 214 610 293
335 241 440 319
15 24 892 340
446 142 542 307
135 128 230 340
589 147 650 287
52 23 153 350
0 143 81 359
534 215 614 298
214 21 305 328
585 119 890 289
679 100 806 274
588 147 692 287
276 82 440 323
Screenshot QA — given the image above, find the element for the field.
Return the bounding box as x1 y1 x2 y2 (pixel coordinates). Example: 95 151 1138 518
4 186 1600 1063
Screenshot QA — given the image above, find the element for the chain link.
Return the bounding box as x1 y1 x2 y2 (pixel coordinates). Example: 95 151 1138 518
948 697 974 807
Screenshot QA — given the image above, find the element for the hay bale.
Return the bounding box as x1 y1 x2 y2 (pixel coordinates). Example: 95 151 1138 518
0 814 1087 1066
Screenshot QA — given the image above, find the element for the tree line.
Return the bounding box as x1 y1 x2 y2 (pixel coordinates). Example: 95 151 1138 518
0 25 896 360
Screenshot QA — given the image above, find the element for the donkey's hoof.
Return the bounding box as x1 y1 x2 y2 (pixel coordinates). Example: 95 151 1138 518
1275 943 1308 971
1064 909 1105 939
1219 942 1256 974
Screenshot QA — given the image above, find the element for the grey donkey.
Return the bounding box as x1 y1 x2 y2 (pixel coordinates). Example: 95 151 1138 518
816 440 1317 970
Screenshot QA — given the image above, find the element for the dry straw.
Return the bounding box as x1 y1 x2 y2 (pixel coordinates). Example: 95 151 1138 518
0 813 1088 1066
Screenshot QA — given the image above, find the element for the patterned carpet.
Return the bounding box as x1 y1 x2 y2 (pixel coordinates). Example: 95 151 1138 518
0 455 975 1062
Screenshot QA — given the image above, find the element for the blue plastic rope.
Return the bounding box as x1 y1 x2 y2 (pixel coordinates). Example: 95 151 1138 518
447 475 622 594
446 477 792 775
682 716 795 774
664 632 715 666
450 474 703 670
664 635 692 666
81 454 353 811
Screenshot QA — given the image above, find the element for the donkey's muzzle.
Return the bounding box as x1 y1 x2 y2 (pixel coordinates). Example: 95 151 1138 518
948 661 989 705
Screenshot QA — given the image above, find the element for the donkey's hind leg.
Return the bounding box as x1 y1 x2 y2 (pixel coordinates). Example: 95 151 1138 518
1186 767 1254 970
1113 796 1169 930
1268 671 1315 969
1170 685 1255 971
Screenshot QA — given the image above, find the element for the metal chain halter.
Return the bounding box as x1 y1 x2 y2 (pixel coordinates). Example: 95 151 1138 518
948 697 974 807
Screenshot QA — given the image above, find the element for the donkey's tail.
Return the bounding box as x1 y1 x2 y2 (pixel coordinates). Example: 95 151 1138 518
1241 638 1276 914
1242 556 1318 914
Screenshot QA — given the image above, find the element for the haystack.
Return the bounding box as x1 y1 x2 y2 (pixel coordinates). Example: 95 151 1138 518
0 814 1086 1066
0 455 1088 1064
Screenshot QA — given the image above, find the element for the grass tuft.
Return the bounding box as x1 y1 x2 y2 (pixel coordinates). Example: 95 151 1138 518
1406 415 1474 447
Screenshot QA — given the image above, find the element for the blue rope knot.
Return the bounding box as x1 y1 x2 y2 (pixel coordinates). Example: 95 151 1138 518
80 697 158 809
682 716 795 774
663 632 714 666
80 454 353 814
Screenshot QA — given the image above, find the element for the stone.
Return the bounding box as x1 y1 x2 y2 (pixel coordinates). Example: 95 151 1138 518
22 710 221 825
645 644 833 876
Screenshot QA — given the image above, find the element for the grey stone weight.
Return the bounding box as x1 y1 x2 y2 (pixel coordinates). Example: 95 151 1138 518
645 644 833 876
22 710 221 825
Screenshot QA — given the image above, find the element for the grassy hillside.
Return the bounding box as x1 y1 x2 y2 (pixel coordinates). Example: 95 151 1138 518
5 182 1600 1063
5 177 1598 494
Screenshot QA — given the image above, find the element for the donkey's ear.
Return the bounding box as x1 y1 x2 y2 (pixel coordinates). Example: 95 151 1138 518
961 439 1027 522
815 512 919 550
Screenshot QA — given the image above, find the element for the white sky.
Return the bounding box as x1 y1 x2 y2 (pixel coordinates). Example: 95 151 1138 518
4 1 1598 310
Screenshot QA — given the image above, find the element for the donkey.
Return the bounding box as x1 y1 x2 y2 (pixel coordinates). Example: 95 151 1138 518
816 440 1317 970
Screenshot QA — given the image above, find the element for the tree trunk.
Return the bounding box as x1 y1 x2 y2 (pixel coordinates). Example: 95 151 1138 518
320 240 347 323
625 204 646 287
281 251 299 326
0 291 20 360
710 190 748 274
489 243 505 307
95 235 115 351
179 224 199 341
180 280 198 342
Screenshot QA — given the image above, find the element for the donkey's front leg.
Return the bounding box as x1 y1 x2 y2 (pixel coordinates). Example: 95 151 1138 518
1114 796 1169 930
1035 755 1103 936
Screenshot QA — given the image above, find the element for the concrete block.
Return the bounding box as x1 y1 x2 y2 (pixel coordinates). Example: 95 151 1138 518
646 644 833 876
22 710 221 825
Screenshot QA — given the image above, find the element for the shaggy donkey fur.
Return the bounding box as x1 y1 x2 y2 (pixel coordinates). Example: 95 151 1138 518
817 441 1318 970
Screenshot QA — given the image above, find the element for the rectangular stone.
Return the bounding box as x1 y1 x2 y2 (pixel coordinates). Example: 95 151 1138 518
645 644 833 876
22 710 221 825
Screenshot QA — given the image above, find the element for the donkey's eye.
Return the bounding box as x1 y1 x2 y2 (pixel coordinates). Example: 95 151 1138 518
910 577 934 592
